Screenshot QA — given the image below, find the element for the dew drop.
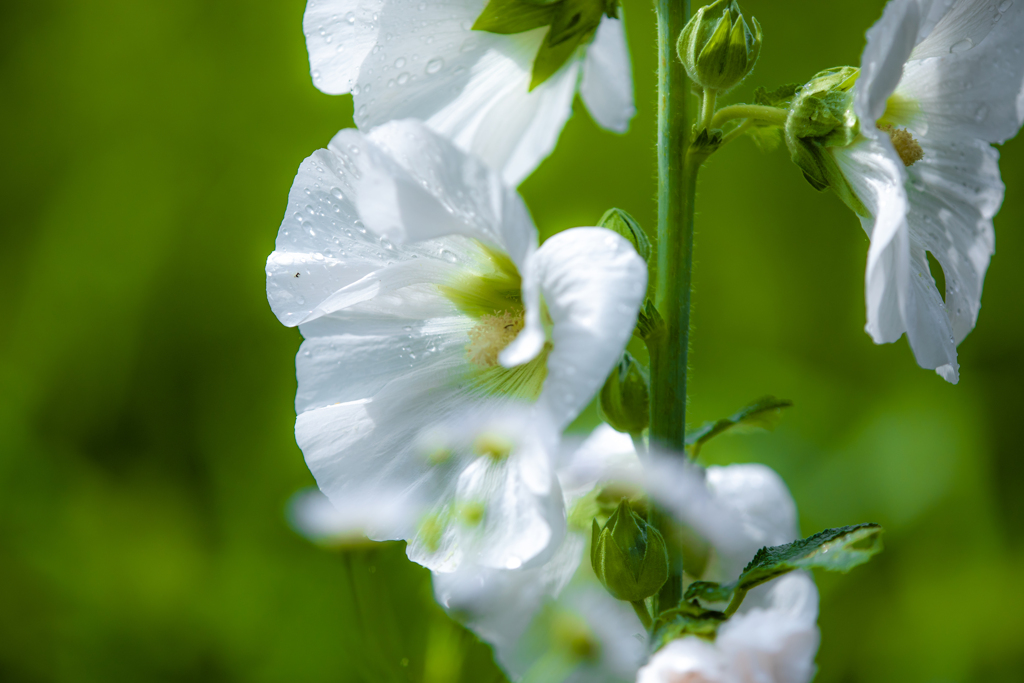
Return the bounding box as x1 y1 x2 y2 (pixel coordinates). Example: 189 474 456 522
975 104 989 122
331 187 344 200
397 72 410 85
394 57 406 68
425 57 444 74
950 37 974 53
1000 0 1013 11
345 11 356 23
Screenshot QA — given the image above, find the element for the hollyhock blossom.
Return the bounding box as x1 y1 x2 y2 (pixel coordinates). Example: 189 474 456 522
265 119 647 573
832 0 1024 382
433 426 646 682
303 0 635 185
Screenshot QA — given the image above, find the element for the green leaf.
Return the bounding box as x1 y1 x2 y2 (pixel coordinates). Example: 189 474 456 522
472 0 558 34
685 396 793 456
650 603 726 652
684 523 885 615
738 523 884 586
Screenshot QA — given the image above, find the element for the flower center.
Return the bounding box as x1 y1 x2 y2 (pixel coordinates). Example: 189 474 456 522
880 125 924 167
466 309 525 368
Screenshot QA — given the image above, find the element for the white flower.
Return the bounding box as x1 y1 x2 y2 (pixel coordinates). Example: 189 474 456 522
637 572 819 683
303 0 636 185
832 0 1024 383
433 427 648 682
265 119 647 572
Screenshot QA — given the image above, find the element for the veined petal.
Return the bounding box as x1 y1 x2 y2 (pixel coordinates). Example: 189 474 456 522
295 310 472 412
909 0 1011 61
363 120 539 272
831 138 910 345
528 228 647 430
905 136 1000 344
897 1 1024 144
856 0 921 124
352 0 582 186
304 0 383 95
580 17 636 134
636 637 726 683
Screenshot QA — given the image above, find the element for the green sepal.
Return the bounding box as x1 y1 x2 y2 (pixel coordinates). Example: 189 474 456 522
636 299 664 342
753 84 799 108
472 0 558 34
685 395 792 457
684 523 885 613
598 351 650 435
783 66 869 217
598 208 651 262
591 500 670 602
650 603 727 652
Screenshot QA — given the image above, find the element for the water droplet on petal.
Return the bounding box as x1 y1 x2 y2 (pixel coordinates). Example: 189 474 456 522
950 37 974 53
1000 0 1013 11
425 58 444 74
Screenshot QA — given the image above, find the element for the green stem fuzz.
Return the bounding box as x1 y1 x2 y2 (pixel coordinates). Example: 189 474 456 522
649 0 696 617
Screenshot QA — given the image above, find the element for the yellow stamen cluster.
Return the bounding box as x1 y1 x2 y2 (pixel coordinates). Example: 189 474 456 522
466 309 524 368
881 125 924 167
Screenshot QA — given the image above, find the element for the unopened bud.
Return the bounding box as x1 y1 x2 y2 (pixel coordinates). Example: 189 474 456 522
677 0 762 93
591 500 669 602
598 351 649 435
597 208 651 262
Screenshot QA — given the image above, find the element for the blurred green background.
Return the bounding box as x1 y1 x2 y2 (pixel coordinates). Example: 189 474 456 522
2 0 1022 681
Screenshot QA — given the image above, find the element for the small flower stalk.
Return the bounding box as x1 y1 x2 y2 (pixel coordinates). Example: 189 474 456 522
590 499 669 602
677 0 762 94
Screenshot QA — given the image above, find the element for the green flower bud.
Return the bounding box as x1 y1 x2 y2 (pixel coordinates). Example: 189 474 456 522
782 67 868 216
591 499 669 602
597 351 649 435
677 0 762 93
597 208 651 262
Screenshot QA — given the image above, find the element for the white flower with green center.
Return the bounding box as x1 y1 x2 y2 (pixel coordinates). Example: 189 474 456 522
830 0 1024 382
265 119 647 573
304 0 635 185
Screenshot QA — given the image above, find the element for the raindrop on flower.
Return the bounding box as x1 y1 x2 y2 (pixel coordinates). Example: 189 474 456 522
425 58 444 74
950 37 974 53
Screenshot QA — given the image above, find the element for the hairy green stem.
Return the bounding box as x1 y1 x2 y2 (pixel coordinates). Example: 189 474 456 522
711 103 788 129
631 600 654 631
699 89 718 130
651 0 693 615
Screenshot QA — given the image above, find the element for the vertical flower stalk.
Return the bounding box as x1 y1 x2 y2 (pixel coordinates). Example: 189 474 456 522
650 0 693 614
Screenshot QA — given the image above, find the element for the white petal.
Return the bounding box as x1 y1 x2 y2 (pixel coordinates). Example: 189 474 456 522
353 0 581 185
433 530 584 659
856 0 921 124
295 311 471 412
557 424 642 505
909 0 1010 61
363 120 539 272
831 138 910 344
267 122 539 327
706 464 799 547
717 573 820 683
287 487 420 544
528 228 647 430
637 637 726 683
904 137 1000 344
579 17 635 134
304 0 383 95
898 3 1024 144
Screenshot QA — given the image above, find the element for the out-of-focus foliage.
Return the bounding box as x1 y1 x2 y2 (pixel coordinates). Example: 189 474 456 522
1 0 1022 682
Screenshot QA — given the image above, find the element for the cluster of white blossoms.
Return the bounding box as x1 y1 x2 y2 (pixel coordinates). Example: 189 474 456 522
267 0 1022 681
